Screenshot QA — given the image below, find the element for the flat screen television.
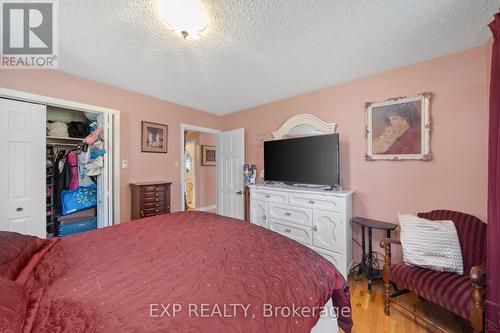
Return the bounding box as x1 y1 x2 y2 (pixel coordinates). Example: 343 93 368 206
264 133 340 186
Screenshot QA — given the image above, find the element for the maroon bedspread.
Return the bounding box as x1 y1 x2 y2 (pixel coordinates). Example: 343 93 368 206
22 211 352 332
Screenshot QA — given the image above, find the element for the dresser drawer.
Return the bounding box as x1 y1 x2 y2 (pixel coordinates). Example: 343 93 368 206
289 192 344 212
140 185 168 193
142 195 166 204
143 206 167 215
142 189 166 197
268 203 312 227
143 211 168 218
143 201 167 209
251 189 288 204
269 219 312 245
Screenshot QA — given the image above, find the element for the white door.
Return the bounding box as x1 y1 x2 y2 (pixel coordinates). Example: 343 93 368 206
0 98 46 238
96 111 116 228
250 200 268 228
217 128 244 219
312 210 343 253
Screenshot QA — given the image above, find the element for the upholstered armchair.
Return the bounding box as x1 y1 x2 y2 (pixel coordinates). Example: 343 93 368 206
381 210 487 333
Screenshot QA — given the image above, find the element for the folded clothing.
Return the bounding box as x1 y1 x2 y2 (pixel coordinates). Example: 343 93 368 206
47 121 68 137
67 121 88 138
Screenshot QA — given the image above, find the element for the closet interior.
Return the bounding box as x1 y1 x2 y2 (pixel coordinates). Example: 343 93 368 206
46 107 105 238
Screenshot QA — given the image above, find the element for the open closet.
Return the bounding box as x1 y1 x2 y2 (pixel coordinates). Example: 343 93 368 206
0 90 119 239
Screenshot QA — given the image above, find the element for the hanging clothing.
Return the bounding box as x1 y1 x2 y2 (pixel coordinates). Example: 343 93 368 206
83 128 102 145
53 151 69 211
78 150 94 187
82 130 105 177
67 151 79 190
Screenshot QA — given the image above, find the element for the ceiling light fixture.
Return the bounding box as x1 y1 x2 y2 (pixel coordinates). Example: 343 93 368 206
158 0 209 40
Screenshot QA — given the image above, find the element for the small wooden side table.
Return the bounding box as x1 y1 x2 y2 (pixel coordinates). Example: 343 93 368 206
351 217 398 294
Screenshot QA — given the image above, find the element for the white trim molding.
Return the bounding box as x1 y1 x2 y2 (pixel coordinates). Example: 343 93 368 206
196 204 216 212
272 113 337 140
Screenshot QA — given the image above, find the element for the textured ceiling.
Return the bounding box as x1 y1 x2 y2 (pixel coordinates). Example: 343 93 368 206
58 0 499 115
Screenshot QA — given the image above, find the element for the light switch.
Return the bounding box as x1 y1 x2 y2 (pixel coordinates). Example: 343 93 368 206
175 161 179 168
122 160 129 169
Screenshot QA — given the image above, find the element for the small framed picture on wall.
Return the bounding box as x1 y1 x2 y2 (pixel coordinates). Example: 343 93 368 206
141 121 168 153
202 145 216 166
365 92 432 161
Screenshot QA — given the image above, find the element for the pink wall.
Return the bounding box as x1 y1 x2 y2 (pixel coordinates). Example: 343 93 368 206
184 131 217 209
0 43 491 256
224 45 490 259
197 133 217 208
0 69 222 222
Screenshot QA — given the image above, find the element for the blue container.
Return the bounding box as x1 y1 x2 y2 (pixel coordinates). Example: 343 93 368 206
57 217 97 237
61 185 97 216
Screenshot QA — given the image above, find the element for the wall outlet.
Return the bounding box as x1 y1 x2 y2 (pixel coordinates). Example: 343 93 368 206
122 160 128 169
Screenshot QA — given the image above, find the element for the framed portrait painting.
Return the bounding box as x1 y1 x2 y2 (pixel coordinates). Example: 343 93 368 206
365 93 432 161
201 145 216 166
141 121 168 153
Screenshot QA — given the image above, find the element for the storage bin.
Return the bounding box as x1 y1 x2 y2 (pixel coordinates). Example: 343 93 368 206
57 217 97 237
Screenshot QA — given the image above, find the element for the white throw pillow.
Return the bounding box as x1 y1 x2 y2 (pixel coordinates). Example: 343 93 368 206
398 213 464 275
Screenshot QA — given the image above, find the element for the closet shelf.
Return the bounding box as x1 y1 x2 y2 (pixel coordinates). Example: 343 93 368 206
46 136 84 141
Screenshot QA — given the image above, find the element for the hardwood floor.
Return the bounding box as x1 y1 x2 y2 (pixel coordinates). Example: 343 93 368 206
347 278 471 333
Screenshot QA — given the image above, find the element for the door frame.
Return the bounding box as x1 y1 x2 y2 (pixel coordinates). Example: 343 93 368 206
180 123 220 212
0 87 121 226
184 139 196 210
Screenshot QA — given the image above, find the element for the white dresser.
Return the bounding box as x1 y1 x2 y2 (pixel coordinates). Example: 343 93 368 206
249 184 353 279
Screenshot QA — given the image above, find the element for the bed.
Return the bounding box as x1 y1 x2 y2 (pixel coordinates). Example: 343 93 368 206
0 211 352 333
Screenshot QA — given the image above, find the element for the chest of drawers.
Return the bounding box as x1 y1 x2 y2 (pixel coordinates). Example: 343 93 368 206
130 181 171 220
249 184 353 279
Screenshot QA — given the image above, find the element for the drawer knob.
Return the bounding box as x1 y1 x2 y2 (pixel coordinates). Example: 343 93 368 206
156 193 159 196
284 212 291 216
312 225 318 231
308 200 315 204
263 215 267 220
285 228 291 233
265 194 270 198
156 199 158 202
140 210 144 217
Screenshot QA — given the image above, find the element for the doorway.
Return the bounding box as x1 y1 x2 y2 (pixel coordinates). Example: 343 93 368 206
0 88 120 239
180 124 220 212
184 139 196 210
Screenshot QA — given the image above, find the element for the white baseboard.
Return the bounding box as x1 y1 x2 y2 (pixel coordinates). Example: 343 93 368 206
196 205 216 212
